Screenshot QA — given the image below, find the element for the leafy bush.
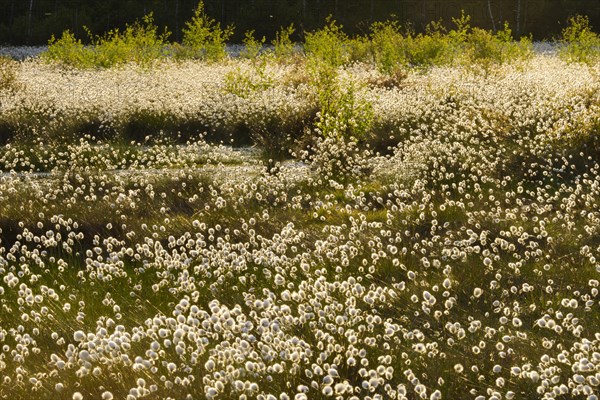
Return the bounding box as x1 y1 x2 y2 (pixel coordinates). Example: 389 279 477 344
369 21 404 73
368 14 531 72
45 13 170 68
302 19 375 179
347 35 371 64
113 13 170 65
307 61 374 180
240 30 265 60
82 26 130 68
464 23 532 69
403 28 451 68
223 60 273 98
304 17 349 69
180 1 234 61
41 8 541 71
448 11 472 48
87 14 170 68
559 15 600 64
272 24 296 60
315 80 373 142
369 19 453 70
494 23 533 62
466 28 502 63
45 30 89 67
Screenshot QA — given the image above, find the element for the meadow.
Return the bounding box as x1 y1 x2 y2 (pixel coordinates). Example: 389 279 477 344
0 7 600 400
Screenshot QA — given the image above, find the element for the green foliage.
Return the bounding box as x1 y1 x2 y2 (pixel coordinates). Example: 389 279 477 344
308 54 373 142
223 60 273 98
465 28 504 67
39 8 552 72
44 14 170 68
88 13 171 67
464 23 532 69
448 11 472 45
301 29 374 180
116 13 171 65
45 30 89 67
347 35 371 64
559 15 600 64
309 77 374 181
83 26 129 68
315 80 373 142
369 21 404 73
499 31 533 62
180 1 234 61
403 28 452 68
368 12 531 72
398 12 470 67
272 24 296 60
304 16 375 152
45 1 235 66
304 17 349 69
240 30 265 59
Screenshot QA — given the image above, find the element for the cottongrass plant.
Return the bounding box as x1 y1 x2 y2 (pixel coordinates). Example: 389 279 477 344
0 51 599 399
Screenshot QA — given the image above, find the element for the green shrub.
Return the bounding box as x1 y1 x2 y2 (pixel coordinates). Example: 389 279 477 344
448 11 472 48
304 17 349 69
180 1 234 61
44 13 170 68
370 19 451 70
495 23 533 62
310 81 374 181
364 12 532 70
466 28 502 64
307 56 373 142
272 24 296 60
316 80 373 141
310 62 338 112
369 21 404 73
463 23 532 70
116 13 170 65
85 26 129 68
404 30 451 68
223 60 273 98
240 30 265 60
303 18 375 145
45 30 89 67
559 15 600 64
347 35 371 64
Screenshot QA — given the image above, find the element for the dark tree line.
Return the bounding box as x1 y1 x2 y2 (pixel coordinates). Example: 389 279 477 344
1 0 598 45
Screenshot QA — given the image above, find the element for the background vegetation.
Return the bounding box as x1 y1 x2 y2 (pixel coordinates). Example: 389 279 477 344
0 0 599 45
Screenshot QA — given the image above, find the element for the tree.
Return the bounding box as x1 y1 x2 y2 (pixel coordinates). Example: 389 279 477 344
27 0 34 43
516 0 521 36
488 0 496 32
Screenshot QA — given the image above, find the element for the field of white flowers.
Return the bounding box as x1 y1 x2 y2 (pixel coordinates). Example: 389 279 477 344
0 52 599 400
